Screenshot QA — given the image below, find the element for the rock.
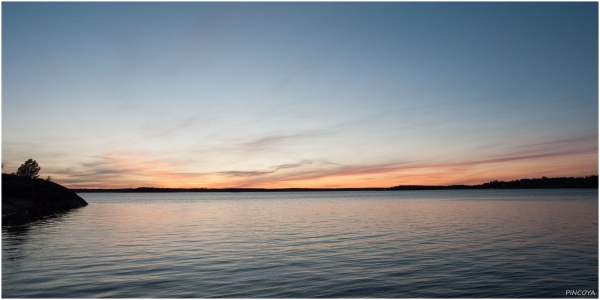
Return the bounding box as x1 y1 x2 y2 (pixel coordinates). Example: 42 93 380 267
2 174 88 224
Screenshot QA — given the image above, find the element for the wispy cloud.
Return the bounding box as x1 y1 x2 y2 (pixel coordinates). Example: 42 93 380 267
217 135 598 188
50 134 597 189
269 57 328 93
218 160 314 178
54 151 189 188
514 134 597 151
139 115 202 139
213 128 337 156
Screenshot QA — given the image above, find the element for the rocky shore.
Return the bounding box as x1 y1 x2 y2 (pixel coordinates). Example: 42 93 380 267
2 174 88 224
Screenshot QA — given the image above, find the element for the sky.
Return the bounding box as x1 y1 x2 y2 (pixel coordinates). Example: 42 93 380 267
2 2 598 189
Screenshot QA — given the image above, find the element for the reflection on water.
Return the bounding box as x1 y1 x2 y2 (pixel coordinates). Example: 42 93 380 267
2 190 598 297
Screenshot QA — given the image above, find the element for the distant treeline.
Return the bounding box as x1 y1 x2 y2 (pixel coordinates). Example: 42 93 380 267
70 176 597 193
478 175 598 189
392 175 598 190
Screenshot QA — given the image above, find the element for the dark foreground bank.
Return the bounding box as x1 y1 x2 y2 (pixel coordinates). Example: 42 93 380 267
2 174 88 224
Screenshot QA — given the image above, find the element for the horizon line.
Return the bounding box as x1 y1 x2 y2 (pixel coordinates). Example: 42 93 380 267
66 175 599 191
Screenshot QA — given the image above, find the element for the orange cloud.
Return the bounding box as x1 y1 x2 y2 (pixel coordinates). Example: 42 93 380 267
53 134 597 189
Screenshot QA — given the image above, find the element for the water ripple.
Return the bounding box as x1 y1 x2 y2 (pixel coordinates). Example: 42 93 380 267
3 190 597 298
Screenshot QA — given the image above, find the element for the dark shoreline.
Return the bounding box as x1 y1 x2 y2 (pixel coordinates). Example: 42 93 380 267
2 174 88 224
71 175 598 193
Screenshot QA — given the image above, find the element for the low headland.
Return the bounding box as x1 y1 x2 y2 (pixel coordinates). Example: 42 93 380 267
2 173 88 224
71 175 598 193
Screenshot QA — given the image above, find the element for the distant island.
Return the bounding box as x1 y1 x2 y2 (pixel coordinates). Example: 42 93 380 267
71 175 598 193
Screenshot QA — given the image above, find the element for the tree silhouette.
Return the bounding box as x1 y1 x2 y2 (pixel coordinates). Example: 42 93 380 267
16 159 41 179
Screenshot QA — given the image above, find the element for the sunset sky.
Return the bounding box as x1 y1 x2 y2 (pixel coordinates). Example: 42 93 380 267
2 2 598 188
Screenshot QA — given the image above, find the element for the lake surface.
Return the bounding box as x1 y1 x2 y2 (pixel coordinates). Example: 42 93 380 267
2 190 598 298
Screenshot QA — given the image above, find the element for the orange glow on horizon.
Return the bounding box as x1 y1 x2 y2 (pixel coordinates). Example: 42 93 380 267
60 149 598 189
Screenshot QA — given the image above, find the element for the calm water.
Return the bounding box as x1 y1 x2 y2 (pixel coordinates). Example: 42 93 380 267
2 190 598 298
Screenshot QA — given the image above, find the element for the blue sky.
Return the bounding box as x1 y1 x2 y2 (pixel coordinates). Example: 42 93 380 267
2 2 598 188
